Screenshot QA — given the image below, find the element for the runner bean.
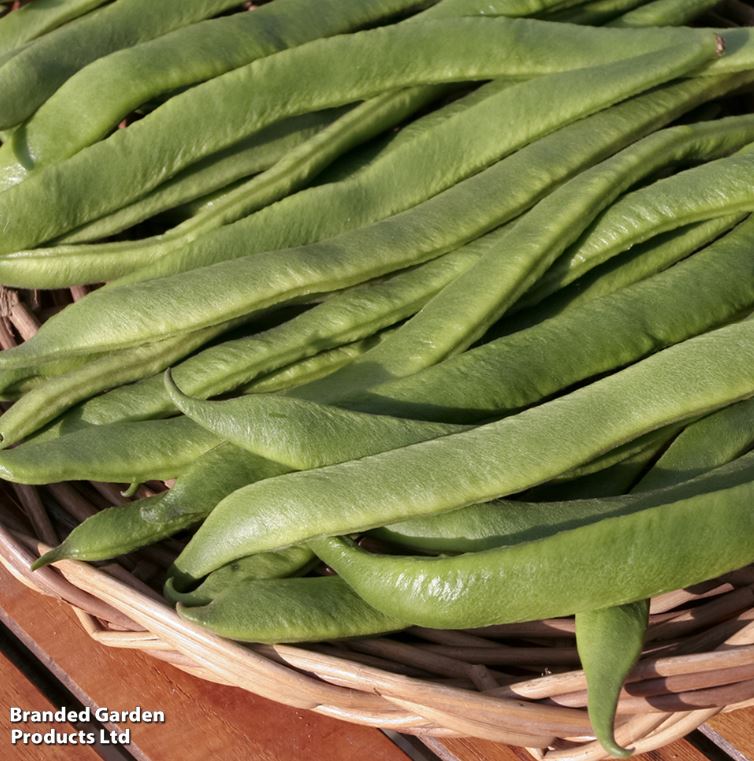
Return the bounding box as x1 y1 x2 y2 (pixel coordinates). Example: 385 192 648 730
171 319 754 580
309 450 754 628
0 41 720 360
0 0 242 130
0 19 721 255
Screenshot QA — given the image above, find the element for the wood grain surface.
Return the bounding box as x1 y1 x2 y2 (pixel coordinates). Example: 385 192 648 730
2 562 754 761
0 565 408 761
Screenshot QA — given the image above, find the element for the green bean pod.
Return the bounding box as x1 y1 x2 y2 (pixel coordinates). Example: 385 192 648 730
0 0 109 55
164 547 317 607
309 449 754 628
0 317 246 447
548 0 646 25
635 397 754 493
339 213 754 421
33 442 288 567
523 145 754 308
508 214 744 331
177 576 406 644
0 417 219 485
0 18 724 255
300 114 754 394
0 0 243 131
171 319 754 580
611 0 723 27
164 371 466 471
0 41 721 360
0 0 428 181
58 109 350 244
576 601 650 757
36 248 483 432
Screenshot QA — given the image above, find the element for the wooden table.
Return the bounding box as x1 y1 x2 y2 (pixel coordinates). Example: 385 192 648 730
2 566 752 761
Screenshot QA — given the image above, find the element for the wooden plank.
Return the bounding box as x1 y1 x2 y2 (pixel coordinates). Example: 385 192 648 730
0 649 101 761
0 566 408 761
704 711 754 761
424 734 717 761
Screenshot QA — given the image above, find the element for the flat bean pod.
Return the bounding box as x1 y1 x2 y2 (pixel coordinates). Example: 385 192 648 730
611 0 723 27
0 0 425 181
309 450 754 628
165 371 466 471
548 0 646 25
0 0 242 131
301 114 754 393
112 44 721 286
164 547 317 607
34 443 288 566
240 331 394 395
0 18 722 254
40 248 483 431
171 319 754 580
0 42 720 360
57 109 350 244
524 145 754 307
6 39 702 288
0 417 219 485
635 397 754 493
0 316 245 447
0 0 109 54
508 214 744 331
338 206 754 421
177 576 406 644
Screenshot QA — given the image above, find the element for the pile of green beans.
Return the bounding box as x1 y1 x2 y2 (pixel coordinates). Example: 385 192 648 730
2 1 754 754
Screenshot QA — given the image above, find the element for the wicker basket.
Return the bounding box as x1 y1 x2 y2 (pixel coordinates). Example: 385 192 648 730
1 287 754 760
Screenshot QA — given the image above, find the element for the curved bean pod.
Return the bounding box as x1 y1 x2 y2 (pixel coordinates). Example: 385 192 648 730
171 319 754 580
0 18 721 255
240 331 394 395
164 547 317 607
0 0 425 180
576 602 650 757
177 576 406 644
165 371 466 471
0 417 219 485
300 114 754 393
0 40 720 359
39 248 482 431
309 450 754 628
611 0 723 27
0 315 250 447
635 397 754 493
0 0 242 131
0 0 109 55
548 0 646 25
523 145 754 307
112 42 722 286
338 202 754 421
508 214 744 332
58 108 350 244
33 443 288 567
